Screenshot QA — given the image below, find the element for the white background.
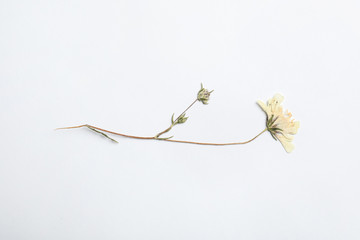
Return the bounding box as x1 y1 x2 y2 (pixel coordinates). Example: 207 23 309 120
1 0 359 239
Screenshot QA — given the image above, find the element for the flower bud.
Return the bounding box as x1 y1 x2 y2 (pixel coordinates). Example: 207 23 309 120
197 83 213 104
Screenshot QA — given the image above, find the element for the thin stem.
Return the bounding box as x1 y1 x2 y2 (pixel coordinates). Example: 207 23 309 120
155 98 198 138
56 124 267 146
163 128 267 146
173 99 198 123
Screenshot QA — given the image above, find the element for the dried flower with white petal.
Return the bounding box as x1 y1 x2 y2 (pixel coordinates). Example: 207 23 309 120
257 94 300 153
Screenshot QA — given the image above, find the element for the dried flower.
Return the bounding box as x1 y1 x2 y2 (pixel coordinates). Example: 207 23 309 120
58 85 301 154
257 94 300 153
197 83 213 104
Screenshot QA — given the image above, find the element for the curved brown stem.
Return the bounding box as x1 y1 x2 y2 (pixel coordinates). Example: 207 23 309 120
56 124 267 146
162 129 267 145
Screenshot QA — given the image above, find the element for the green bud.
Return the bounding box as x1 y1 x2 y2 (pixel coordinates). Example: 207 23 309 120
197 83 213 104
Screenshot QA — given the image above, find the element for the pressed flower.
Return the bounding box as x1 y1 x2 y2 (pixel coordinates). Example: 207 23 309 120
257 94 300 153
58 85 300 154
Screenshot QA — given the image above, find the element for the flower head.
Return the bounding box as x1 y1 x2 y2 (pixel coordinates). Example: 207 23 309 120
197 83 213 104
257 94 300 153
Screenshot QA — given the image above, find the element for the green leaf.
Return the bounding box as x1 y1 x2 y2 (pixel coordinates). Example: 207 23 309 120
267 115 274 128
87 126 118 143
171 113 175 124
270 132 277 141
157 136 174 140
269 127 283 132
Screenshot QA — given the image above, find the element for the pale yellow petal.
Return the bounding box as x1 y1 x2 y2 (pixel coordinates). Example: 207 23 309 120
287 121 300 135
273 116 288 129
257 100 269 115
270 93 284 104
268 94 284 114
277 134 295 153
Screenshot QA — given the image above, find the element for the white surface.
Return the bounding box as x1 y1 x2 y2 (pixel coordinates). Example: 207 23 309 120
1 0 360 239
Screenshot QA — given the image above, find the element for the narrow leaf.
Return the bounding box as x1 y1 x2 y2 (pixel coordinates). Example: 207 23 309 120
87 126 118 143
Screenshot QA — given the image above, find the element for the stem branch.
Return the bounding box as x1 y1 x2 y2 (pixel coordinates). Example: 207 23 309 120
155 98 198 139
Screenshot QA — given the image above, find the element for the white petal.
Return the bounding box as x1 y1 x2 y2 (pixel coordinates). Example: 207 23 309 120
271 94 284 105
287 121 300 134
257 100 269 115
268 94 284 114
277 134 295 153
